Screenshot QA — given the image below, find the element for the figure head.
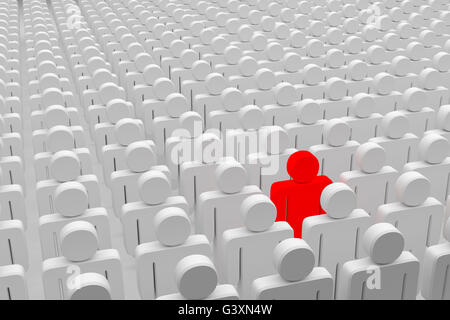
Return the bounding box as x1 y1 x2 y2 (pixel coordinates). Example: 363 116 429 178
68 273 111 300
221 87 244 112
215 160 247 194
355 142 386 174
153 77 175 100
418 133 449 164
303 64 324 86
154 207 191 246
54 181 89 217
50 150 81 182
238 105 264 130
325 77 346 101
259 126 289 155
373 72 394 95
274 238 315 282
165 93 188 118
395 171 430 207
381 111 409 139
138 170 171 205
44 105 69 128
363 223 404 265
241 194 277 232
320 183 356 219
274 82 296 106
125 141 157 173
205 73 226 95
287 151 319 183
46 125 75 153
106 99 133 124
350 93 374 118
60 221 98 262
191 60 211 81
297 99 321 125
402 88 426 112
114 118 144 146
255 68 276 90
175 255 218 299
323 119 351 147
238 56 258 77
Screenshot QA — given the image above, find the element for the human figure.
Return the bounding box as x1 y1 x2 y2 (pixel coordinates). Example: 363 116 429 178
121 170 188 255
246 126 296 195
343 93 383 143
251 238 333 300
302 183 372 297
425 105 450 144
42 221 124 300
398 88 435 138
340 142 399 218
310 119 360 181
369 111 419 171
337 223 419 300
376 172 444 261
157 255 239 300
136 208 212 299
421 217 450 300
271 150 332 237
284 99 327 150
403 134 450 203
218 194 293 299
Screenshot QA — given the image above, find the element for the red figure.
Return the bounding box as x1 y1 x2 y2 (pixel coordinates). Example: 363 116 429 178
270 151 332 238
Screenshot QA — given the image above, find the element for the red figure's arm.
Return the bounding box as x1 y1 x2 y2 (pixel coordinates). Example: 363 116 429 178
270 181 289 222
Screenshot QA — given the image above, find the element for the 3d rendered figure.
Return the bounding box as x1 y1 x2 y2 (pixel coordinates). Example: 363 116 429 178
340 142 399 218
302 183 371 298
218 194 293 298
251 238 333 300
376 172 444 261
271 150 332 237
338 223 419 300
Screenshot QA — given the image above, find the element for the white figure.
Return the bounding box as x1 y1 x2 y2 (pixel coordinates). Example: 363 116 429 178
110 141 168 216
218 194 293 299
32 125 86 155
302 183 371 298
338 223 419 300
310 119 360 181
284 99 327 150
100 118 146 185
320 77 352 120
251 238 333 300
369 72 402 116
225 105 265 163
369 111 419 171
197 160 262 252
376 172 444 261
121 170 188 255
262 82 298 126
246 126 296 195
207 88 246 131
0 220 28 270
342 93 383 144
179 133 227 209
38 186 111 259
398 88 435 138
158 255 239 300
421 217 450 300
0 265 28 300
340 143 399 218
36 161 101 217
136 208 212 299
42 221 124 300
403 134 450 203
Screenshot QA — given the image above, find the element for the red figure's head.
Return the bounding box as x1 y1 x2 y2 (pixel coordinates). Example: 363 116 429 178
287 151 319 183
